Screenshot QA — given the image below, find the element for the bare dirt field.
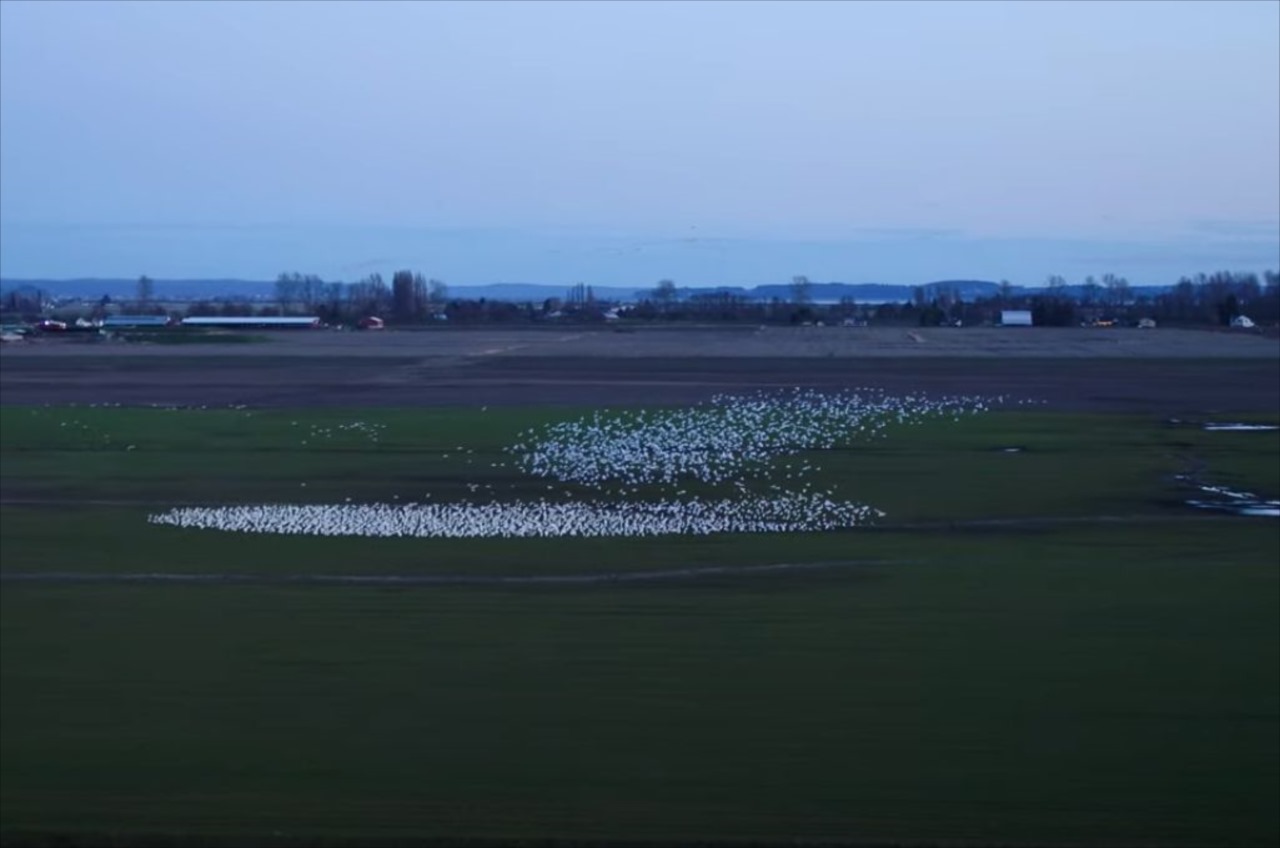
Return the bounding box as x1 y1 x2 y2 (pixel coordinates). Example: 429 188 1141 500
4 323 1279 359
2 325 1277 413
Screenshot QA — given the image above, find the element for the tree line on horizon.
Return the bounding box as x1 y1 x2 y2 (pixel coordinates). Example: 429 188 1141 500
3 269 1277 329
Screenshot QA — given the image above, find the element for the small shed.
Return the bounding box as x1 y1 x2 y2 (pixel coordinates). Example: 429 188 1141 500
357 316 385 330
1230 315 1255 329
1000 310 1032 327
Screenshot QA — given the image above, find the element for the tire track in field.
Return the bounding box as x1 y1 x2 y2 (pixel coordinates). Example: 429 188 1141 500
0 559 907 587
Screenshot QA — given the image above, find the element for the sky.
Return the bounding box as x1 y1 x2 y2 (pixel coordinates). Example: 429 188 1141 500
1 0 1277 286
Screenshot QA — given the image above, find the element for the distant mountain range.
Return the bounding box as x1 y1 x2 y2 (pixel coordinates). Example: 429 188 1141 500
2 278 1172 304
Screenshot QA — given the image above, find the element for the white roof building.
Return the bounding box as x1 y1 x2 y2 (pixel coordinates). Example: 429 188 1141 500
1000 310 1032 327
181 316 320 327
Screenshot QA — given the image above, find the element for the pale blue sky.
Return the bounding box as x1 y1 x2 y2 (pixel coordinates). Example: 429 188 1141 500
1 0 1277 284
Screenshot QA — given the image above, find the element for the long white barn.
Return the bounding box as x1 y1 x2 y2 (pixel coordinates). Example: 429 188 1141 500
181 316 321 328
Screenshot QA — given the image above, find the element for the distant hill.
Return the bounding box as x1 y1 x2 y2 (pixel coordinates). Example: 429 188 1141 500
3 277 1173 304
5 277 982 304
0 278 277 300
748 280 1003 303
449 283 644 302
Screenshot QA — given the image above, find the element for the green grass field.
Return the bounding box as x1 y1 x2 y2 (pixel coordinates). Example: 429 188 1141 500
1 402 1277 846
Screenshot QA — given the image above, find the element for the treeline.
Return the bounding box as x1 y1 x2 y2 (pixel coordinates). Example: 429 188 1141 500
623 270 1279 328
977 270 1280 328
5 269 1277 329
268 271 449 324
264 267 1279 328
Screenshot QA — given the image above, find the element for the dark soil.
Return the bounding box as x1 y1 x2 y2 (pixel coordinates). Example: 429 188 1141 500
2 352 1277 415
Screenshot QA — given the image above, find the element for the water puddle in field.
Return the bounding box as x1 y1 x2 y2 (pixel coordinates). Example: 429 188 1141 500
1176 476 1280 517
1203 423 1279 432
1167 418 1279 432
1164 420 1279 516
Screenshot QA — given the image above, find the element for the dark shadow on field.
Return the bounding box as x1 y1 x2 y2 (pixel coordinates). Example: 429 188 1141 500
0 560 901 593
0 832 1022 848
3 353 1278 415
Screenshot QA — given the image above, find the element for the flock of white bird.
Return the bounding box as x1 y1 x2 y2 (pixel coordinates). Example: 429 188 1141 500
149 491 886 538
147 389 1014 539
508 388 1008 488
290 418 387 446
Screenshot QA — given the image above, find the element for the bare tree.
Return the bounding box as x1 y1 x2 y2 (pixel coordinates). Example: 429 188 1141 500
348 273 389 317
275 273 302 314
428 279 448 306
1081 276 1101 306
998 280 1013 307
652 279 677 315
136 275 155 307
391 270 417 321
1102 273 1131 307
301 275 326 310
275 272 325 314
790 275 812 306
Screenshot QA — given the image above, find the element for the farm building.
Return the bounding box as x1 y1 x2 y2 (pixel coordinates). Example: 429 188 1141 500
102 315 173 329
999 310 1033 327
357 316 385 330
181 316 321 329
1230 315 1255 329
